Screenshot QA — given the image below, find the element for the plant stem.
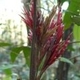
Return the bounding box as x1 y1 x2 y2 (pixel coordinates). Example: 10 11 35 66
30 0 37 80
70 54 80 59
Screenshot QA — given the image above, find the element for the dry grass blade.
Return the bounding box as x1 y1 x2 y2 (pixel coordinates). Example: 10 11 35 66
43 6 57 32
41 26 57 44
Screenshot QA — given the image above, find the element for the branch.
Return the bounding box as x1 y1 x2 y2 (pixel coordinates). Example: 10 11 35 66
30 0 38 80
70 55 80 59
70 41 80 44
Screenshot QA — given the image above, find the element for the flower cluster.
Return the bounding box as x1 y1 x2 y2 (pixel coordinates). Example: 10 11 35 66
21 0 70 74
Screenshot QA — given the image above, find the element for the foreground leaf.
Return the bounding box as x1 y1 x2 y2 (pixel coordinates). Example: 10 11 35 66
10 47 22 62
10 46 31 66
22 46 31 67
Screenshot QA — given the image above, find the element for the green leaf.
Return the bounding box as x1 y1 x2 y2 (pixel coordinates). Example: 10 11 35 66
0 64 16 70
22 46 31 67
67 45 75 51
4 69 12 76
63 0 80 29
76 73 80 77
3 76 11 80
10 47 22 62
72 16 80 26
0 64 16 75
10 46 31 66
59 57 73 65
60 0 68 5
63 11 72 29
0 42 11 47
73 24 80 41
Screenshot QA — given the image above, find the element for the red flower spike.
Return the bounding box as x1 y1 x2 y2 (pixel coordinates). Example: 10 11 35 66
21 0 71 76
40 8 71 72
42 33 71 70
48 19 56 29
21 0 44 29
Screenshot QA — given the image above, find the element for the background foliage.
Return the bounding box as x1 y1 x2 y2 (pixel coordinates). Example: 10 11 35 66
0 0 80 80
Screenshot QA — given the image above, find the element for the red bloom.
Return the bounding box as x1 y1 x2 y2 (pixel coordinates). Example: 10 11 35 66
22 0 71 72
